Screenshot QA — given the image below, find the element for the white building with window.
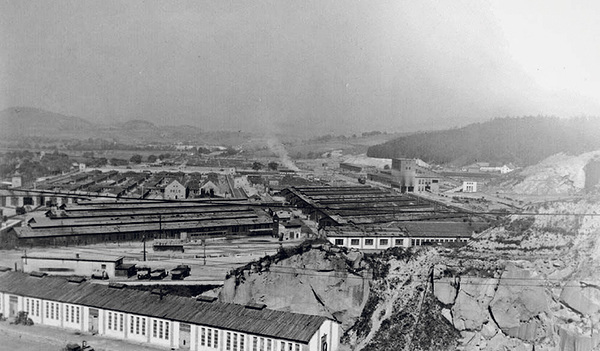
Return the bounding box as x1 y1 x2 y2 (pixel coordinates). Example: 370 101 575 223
462 181 477 193
324 226 407 250
164 180 187 200
325 221 483 250
0 270 340 351
22 253 124 279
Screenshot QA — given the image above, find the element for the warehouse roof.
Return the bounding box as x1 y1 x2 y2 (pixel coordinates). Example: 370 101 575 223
0 271 328 343
21 252 124 263
399 221 482 238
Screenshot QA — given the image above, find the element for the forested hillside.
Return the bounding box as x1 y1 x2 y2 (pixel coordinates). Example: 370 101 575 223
367 116 600 166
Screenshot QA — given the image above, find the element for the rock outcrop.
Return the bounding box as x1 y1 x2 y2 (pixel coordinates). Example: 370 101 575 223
218 242 371 330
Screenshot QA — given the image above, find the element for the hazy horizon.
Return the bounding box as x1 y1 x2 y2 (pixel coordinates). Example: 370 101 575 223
2 1 600 135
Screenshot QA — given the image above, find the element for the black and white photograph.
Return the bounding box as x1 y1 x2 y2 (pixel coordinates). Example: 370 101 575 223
1 1 599 350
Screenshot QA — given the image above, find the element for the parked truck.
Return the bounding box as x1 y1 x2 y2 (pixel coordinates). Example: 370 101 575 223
136 267 151 280
170 265 191 280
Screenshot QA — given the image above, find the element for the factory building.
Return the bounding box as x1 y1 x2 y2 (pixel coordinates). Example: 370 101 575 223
324 221 480 250
4 199 275 248
21 253 125 279
390 158 441 193
0 270 340 351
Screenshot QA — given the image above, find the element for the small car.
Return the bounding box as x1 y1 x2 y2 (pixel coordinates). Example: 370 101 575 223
137 267 151 279
150 268 168 280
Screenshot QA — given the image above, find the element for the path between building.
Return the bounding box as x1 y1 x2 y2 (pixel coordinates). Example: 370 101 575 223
0 322 167 351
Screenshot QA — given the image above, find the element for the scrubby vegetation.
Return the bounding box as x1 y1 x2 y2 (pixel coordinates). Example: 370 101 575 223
367 116 600 166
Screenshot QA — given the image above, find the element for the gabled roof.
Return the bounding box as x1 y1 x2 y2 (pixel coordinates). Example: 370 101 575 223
0 271 328 343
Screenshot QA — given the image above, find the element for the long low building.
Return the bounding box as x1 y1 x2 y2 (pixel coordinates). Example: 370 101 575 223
0 269 340 351
324 221 485 250
3 199 276 248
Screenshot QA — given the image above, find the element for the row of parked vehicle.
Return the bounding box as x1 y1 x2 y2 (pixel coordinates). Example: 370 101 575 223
136 265 191 280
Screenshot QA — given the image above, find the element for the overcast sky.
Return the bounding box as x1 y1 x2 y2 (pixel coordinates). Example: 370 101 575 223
1 0 599 135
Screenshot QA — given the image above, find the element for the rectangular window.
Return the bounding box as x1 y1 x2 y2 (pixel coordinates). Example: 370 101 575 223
395 238 404 246
288 343 293 351
227 332 231 350
108 312 112 330
26 299 29 314
379 239 388 245
281 342 285 351
36 301 40 317
240 334 245 351
233 333 238 351
267 339 272 351
153 320 157 337
207 328 212 346
214 329 218 347
141 318 146 335
45 302 49 318
295 344 300 351
76 307 80 323
201 327 206 346
253 336 258 351
164 321 169 339
260 337 265 351
334 239 343 245
51 303 54 319
350 239 359 245
365 239 374 245
120 314 123 332
159 321 163 339
66 305 69 322
130 316 135 333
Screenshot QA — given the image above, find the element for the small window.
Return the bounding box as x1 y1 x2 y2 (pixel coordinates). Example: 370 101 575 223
350 239 359 245
101 264 106 269
395 238 404 246
334 239 344 245
379 239 388 245
365 239 374 245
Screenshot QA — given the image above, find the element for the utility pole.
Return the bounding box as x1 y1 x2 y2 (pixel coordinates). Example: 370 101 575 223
203 239 206 265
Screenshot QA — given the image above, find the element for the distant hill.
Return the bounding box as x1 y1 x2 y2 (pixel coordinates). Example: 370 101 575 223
367 116 600 166
0 107 253 145
0 107 96 137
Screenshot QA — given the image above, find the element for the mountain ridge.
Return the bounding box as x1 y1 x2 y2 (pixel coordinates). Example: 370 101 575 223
367 116 600 166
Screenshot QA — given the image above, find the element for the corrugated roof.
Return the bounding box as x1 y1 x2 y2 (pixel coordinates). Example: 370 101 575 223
0 271 327 343
399 221 481 238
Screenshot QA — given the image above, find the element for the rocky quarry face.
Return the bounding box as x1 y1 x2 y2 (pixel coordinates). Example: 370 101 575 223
219 198 600 351
438 198 600 351
506 151 600 195
218 243 371 330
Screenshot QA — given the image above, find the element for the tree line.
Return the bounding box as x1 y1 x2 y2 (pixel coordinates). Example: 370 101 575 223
366 116 600 166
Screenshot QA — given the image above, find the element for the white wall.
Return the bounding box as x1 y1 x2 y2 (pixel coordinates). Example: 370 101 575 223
328 236 407 250
22 258 117 278
0 290 330 351
308 319 340 351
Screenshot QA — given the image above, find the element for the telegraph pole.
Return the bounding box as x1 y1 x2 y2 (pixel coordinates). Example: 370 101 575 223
202 239 206 265
142 235 146 261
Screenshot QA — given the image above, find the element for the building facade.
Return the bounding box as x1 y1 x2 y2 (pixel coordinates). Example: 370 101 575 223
165 180 187 200
462 181 478 193
22 253 124 278
390 158 440 193
0 271 340 351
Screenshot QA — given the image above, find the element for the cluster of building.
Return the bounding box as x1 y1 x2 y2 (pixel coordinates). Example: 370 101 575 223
0 269 339 351
280 185 485 249
1 199 275 248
